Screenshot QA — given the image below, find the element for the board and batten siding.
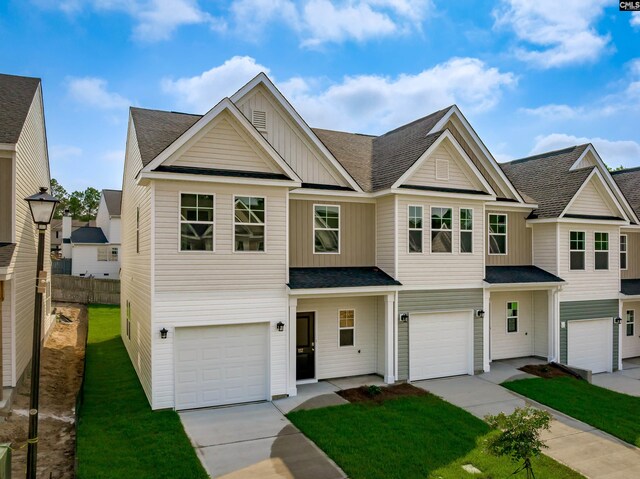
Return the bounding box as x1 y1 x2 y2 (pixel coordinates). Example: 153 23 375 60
622 232 640 279
289 200 375 267
559 299 619 370
396 196 485 289
120 119 153 405
151 180 289 409
12 85 52 387
297 296 378 380
532 223 558 275
236 85 347 187
170 112 279 174
376 195 396 278
558 223 620 301
565 178 617 218
397 289 483 380
485 210 532 266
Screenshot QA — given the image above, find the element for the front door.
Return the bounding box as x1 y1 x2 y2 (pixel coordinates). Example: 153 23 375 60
296 312 315 380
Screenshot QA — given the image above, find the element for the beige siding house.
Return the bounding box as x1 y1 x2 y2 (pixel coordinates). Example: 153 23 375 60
0 74 53 399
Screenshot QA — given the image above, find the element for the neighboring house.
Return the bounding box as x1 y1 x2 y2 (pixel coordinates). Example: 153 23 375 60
50 218 93 254
0 73 53 398
61 189 122 278
120 72 638 411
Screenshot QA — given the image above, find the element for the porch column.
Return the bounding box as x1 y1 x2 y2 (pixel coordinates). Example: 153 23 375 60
288 297 297 397
548 288 560 362
384 293 395 384
483 288 490 372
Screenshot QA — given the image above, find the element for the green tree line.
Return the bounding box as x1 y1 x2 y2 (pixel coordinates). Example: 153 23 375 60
50 178 101 220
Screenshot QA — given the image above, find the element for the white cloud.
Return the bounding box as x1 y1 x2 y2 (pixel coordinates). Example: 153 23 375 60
493 0 612 68
102 149 125 163
229 0 432 46
632 12 640 28
67 77 130 110
163 56 516 133
50 145 83 162
521 104 584 119
530 133 640 168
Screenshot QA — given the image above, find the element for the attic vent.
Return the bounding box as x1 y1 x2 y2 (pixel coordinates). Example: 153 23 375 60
252 110 267 131
436 159 449 181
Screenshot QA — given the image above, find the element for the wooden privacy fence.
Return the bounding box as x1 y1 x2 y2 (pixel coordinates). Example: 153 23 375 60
52 275 120 305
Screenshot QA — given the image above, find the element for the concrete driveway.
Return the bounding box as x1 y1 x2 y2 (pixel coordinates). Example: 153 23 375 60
591 358 640 396
179 402 346 479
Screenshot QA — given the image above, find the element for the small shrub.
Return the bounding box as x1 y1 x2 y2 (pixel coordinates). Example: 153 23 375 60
367 385 382 397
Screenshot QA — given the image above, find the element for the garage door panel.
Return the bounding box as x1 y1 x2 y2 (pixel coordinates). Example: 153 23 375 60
175 323 269 409
567 319 611 374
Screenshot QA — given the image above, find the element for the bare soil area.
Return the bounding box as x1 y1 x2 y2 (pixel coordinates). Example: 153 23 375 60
520 362 577 379
337 383 429 404
0 303 87 479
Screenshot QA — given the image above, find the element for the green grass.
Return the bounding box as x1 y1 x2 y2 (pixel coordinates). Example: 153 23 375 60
504 376 640 447
77 305 208 479
288 394 583 479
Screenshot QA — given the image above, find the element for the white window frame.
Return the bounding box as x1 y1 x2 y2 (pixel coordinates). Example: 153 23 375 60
430 206 453 254
233 195 267 253
459 207 473 254
620 234 628 271
594 231 609 271
408 205 423 254
338 308 355 348
178 192 216 253
488 213 508 256
506 301 518 334
627 310 635 337
97 245 118 262
569 231 586 271
313 204 340 255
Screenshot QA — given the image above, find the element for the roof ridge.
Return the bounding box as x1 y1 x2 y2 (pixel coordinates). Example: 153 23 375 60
612 166 640 175
312 127 376 138
505 144 588 165
377 105 453 138
0 73 41 82
131 106 202 117
102 188 122 192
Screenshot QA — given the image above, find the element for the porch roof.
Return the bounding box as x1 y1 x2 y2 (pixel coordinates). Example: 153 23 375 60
621 279 640 296
288 267 401 290
485 266 564 285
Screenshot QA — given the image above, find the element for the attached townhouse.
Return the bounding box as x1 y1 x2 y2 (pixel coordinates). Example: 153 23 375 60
120 73 638 411
0 73 53 401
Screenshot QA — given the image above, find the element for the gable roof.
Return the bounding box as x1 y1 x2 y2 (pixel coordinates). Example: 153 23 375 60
71 227 108 244
0 74 41 144
612 167 640 220
102 189 122 216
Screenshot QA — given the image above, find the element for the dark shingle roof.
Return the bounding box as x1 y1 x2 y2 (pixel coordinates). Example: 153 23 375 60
485 266 564 284
500 145 592 218
70 227 108 244
0 243 16 268
622 279 640 296
0 74 41 144
612 167 640 219
288 267 401 289
154 165 290 180
103 189 122 216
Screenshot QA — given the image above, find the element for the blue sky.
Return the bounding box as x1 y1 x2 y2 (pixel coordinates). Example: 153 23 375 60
1 0 639 192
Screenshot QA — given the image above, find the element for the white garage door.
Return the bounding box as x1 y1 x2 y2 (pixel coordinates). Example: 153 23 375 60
175 323 269 410
567 319 612 374
410 311 473 381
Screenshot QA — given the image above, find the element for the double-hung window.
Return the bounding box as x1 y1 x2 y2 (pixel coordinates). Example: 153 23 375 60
97 246 118 262
595 232 609 270
570 231 585 270
234 196 265 252
180 193 214 251
460 208 473 253
627 310 635 337
431 207 452 253
314 205 340 253
507 301 518 333
408 205 423 253
338 309 355 347
488 214 507 255
621 235 628 271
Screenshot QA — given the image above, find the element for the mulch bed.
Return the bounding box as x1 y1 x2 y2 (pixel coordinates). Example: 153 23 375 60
337 383 429 404
519 363 578 379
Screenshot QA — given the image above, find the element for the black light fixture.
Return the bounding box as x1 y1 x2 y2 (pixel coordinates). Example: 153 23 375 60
400 313 409 323
614 317 622 325
276 321 285 332
25 187 59 230
477 310 485 319
160 328 168 339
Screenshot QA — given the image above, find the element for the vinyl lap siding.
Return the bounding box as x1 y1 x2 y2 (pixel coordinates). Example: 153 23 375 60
404 142 480 191
71 245 120 278
2 280 12 385
566 179 616 217
397 289 483 380
486 210 532 266
532 223 558 275
289 200 375 267
376 195 396 278
622 232 640 279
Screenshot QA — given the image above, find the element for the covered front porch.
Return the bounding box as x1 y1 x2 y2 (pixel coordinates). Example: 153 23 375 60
621 279 640 360
287 267 401 398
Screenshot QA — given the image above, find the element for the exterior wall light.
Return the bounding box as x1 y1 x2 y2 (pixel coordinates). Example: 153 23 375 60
614 317 622 324
276 321 285 332
477 310 485 319
160 328 168 339
400 313 409 323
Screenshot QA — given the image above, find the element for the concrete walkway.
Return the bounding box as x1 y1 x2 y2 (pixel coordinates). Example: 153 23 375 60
591 358 640 396
415 359 640 479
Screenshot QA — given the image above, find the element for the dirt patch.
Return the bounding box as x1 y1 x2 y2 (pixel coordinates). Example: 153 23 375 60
337 383 429 404
519 363 576 379
0 303 87 479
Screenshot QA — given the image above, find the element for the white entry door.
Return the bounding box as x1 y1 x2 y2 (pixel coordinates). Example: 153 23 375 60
174 323 269 410
409 311 474 381
567 319 612 374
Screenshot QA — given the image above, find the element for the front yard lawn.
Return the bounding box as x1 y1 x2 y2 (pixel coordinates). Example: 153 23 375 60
77 305 208 479
504 376 640 447
288 393 583 479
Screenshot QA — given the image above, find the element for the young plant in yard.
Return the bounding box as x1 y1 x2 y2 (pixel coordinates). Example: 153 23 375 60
367 385 382 397
485 407 551 479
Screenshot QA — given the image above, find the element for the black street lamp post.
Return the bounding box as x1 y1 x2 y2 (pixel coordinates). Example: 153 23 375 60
24 187 58 479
